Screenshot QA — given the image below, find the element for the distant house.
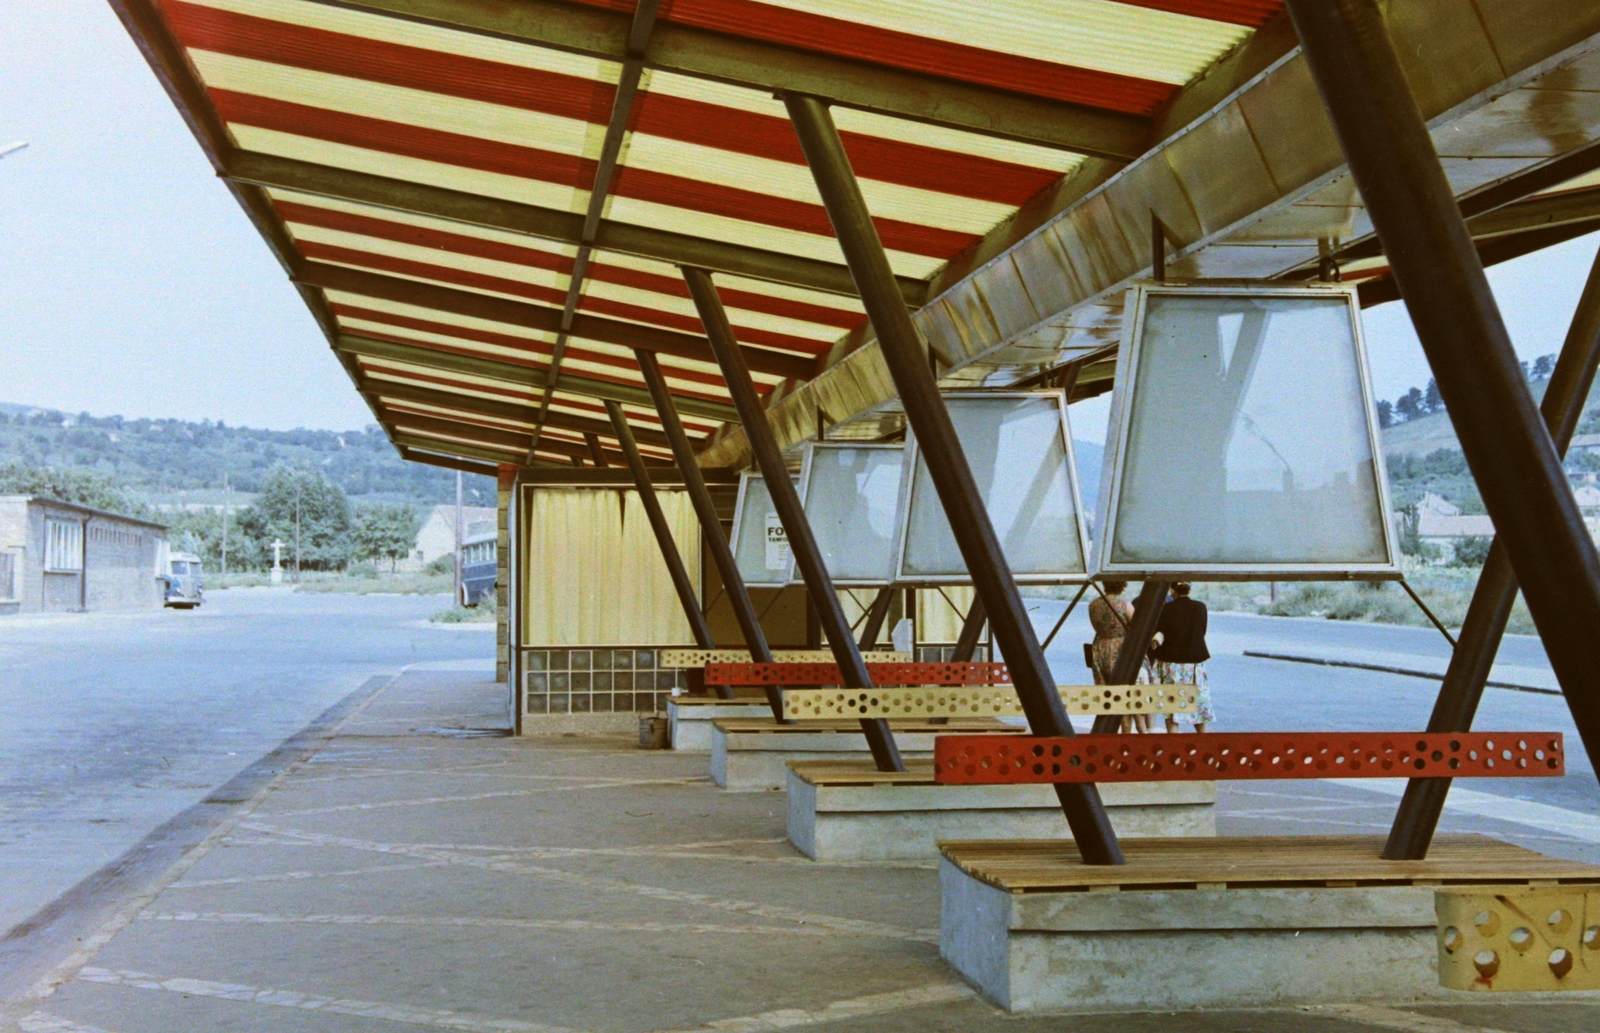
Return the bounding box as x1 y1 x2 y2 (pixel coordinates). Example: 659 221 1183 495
1414 493 1493 558
399 505 496 570
0 496 167 614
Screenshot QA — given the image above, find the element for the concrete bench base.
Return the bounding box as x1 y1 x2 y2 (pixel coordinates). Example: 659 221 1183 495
786 761 1214 861
710 718 1021 791
666 697 773 751
938 835 1600 1013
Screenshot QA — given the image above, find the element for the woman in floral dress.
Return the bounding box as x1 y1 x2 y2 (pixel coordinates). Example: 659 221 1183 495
1086 581 1149 732
1152 582 1214 731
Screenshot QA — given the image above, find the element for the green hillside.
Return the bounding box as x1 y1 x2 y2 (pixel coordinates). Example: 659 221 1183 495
0 404 495 506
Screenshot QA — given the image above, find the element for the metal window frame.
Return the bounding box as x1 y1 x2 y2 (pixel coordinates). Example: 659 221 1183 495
1095 281 1402 581
892 389 1093 587
729 471 796 588
44 518 84 574
790 440 908 588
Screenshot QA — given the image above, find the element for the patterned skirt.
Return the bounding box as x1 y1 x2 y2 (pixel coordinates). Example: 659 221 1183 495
1153 660 1214 725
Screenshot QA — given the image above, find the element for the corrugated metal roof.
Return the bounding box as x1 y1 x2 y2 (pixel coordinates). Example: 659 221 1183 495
121 0 1288 467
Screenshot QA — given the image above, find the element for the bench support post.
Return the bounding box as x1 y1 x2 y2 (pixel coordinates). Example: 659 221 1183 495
681 269 904 772
785 93 1121 862
1287 0 1600 781
635 349 776 713
1385 243 1600 858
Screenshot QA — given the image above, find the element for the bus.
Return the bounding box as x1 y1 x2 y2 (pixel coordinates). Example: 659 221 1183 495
459 521 497 606
163 552 204 609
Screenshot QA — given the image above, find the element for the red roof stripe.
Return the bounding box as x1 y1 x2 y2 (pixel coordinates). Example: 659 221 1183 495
305 240 826 355
1119 1 1282 26
355 328 740 402
211 90 974 258
166 1 1061 205
277 198 864 330
568 0 1175 115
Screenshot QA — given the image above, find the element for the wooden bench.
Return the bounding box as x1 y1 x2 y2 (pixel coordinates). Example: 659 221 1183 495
785 758 1214 861
939 834 1600 1011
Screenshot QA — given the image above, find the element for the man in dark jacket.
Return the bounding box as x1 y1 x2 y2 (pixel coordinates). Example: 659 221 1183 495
1152 583 1214 732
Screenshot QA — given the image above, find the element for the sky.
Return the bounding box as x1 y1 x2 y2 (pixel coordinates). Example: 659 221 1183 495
3 1 1597 435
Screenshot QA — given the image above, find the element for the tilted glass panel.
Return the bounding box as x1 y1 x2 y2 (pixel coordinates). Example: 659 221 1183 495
1107 291 1389 568
731 473 794 587
900 394 1086 581
798 445 904 585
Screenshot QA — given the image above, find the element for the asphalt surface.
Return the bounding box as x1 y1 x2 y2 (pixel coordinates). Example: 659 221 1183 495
0 587 495 939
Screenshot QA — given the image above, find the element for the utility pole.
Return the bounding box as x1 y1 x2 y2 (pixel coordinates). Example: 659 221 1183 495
453 470 464 606
220 472 230 578
294 483 302 583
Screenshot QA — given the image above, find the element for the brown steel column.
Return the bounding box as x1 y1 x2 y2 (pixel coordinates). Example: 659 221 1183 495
857 586 895 650
634 349 779 716
1287 0 1600 773
785 93 1121 862
683 267 904 772
1385 244 1600 858
952 596 987 663
1093 580 1168 733
604 400 719 672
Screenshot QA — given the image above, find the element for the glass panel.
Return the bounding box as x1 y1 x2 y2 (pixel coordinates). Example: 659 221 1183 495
1108 292 1388 566
732 474 794 586
799 445 904 584
900 394 1086 580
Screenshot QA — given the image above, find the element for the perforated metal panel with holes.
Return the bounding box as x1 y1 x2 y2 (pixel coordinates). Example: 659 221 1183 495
782 684 1199 720
934 732 1565 784
659 649 911 668
705 661 1010 686
1437 887 1600 991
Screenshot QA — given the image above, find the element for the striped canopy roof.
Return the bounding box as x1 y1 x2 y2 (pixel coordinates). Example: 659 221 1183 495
112 0 1285 470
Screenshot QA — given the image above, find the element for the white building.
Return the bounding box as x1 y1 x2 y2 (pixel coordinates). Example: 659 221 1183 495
399 505 496 571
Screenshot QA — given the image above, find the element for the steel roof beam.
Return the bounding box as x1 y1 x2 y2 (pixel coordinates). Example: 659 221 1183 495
337 333 741 424
395 446 507 476
366 379 677 449
294 261 811 381
300 0 1150 160
227 152 924 304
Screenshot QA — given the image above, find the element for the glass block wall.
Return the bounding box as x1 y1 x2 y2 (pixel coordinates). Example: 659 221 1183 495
523 647 688 715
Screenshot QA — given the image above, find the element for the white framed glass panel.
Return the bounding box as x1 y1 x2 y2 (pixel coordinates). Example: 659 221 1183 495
794 442 905 586
894 391 1091 584
730 472 795 587
1095 283 1399 579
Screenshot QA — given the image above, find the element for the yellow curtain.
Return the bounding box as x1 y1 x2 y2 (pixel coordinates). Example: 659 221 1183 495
916 585 974 644
521 488 702 646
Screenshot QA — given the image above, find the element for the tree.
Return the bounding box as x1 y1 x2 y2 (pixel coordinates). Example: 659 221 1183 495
0 461 144 516
1532 353 1556 380
351 504 421 572
234 465 352 572
1394 387 1425 422
1423 378 1442 414
1376 399 1394 429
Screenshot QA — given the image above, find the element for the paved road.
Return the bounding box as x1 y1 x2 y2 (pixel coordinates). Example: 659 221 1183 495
0 587 495 937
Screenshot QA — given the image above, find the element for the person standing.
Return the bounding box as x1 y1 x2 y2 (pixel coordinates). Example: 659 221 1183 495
1086 581 1150 732
1152 583 1214 732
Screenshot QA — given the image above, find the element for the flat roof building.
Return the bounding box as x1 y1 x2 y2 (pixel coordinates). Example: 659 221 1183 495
0 496 168 615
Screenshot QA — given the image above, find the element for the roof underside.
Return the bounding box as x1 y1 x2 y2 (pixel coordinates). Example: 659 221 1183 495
112 0 1600 474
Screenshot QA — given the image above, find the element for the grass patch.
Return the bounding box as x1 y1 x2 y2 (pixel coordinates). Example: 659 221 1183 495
1192 566 1533 635
431 594 496 623
293 570 455 595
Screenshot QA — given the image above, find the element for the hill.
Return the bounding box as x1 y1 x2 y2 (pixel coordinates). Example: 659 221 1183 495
0 404 496 507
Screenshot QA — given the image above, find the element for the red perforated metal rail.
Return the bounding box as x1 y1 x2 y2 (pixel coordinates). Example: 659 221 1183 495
704 661 1011 686
933 732 1565 784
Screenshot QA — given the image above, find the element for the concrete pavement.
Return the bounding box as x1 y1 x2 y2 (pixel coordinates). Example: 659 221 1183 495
2 667 1596 1031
